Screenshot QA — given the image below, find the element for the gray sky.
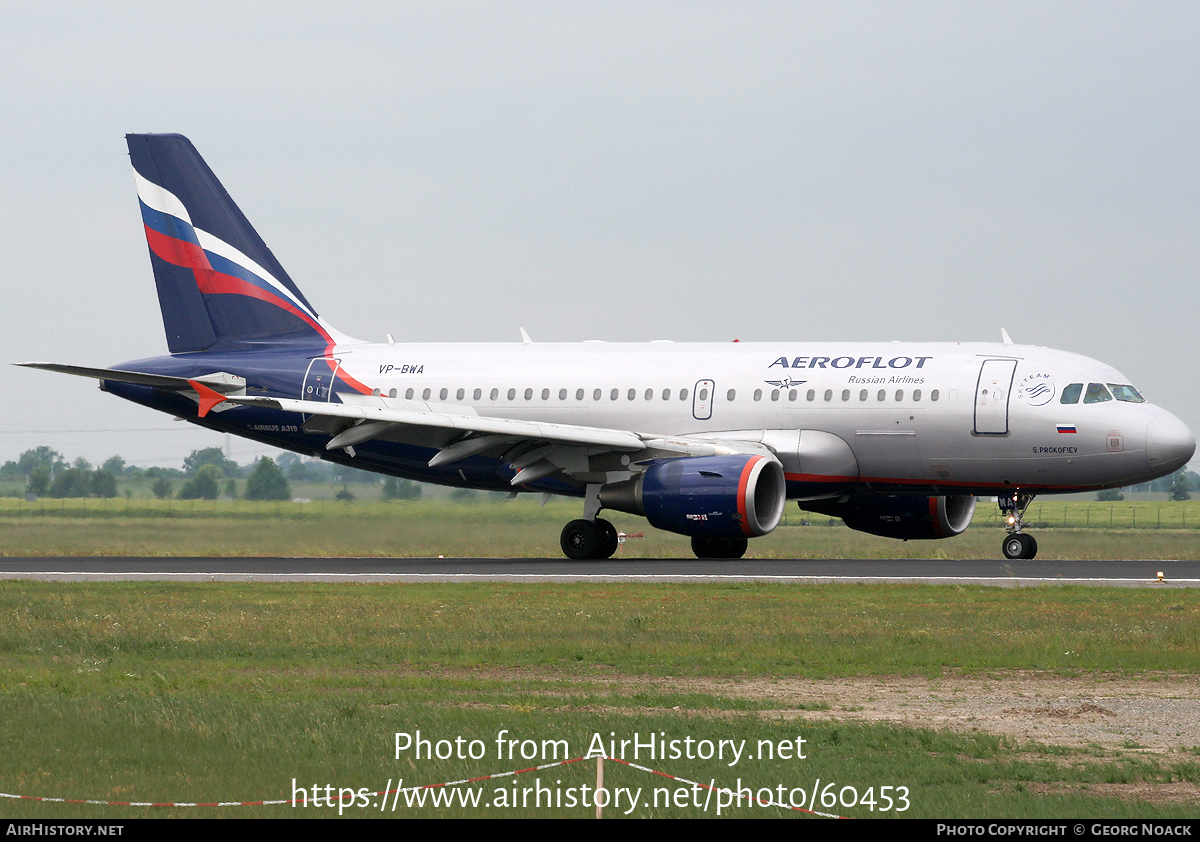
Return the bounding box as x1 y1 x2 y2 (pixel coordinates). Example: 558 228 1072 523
2 1 1197 470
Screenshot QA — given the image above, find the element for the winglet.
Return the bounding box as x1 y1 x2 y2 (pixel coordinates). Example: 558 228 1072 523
188 379 227 418
1000 328 1014 345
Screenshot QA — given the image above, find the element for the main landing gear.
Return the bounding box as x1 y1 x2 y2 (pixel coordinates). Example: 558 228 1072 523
557 485 750 561
560 518 619 560
560 485 620 560
998 491 1038 559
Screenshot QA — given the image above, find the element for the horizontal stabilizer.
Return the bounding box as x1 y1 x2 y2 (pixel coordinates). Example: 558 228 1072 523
18 362 246 392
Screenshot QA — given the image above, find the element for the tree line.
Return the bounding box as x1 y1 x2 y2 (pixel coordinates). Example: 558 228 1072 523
0 446 422 502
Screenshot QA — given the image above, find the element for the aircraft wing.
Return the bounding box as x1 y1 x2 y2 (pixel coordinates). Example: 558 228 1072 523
225 393 776 486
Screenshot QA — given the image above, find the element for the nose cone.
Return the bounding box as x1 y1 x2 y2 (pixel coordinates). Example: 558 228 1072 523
1147 412 1196 476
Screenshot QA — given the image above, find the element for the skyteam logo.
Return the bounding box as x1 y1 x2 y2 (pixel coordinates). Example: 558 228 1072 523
1017 373 1056 406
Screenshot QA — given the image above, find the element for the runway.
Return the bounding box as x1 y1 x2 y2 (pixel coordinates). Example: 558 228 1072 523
1 557 1198 586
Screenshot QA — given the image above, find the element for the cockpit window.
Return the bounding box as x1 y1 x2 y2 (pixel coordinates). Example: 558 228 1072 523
1108 384 1145 403
1083 382 1113 404
1060 383 1083 404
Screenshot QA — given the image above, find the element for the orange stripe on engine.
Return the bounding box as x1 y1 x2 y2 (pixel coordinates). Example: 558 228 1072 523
736 456 762 537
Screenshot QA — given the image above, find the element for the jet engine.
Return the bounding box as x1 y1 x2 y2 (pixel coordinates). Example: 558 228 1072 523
800 495 976 540
600 454 786 539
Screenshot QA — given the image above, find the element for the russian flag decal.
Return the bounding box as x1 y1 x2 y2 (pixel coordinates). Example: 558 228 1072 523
1057 424 1077 434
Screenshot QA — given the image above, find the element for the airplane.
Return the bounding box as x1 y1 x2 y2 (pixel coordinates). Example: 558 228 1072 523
20 134 1196 561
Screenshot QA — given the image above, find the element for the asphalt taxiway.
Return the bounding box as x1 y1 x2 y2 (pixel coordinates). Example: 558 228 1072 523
0 557 1197 586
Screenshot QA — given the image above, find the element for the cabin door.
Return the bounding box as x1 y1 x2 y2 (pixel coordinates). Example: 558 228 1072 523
974 359 1017 435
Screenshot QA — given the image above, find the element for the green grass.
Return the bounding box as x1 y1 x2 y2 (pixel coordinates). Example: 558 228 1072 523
2 582 1199 818
2 497 1200 558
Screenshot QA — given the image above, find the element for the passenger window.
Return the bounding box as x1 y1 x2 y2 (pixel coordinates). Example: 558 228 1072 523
1084 383 1113 404
456 388 464 400
700 388 709 401
422 388 431 400
490 388 499 401
592 389 600 401
859 389 868 401
559 388 567 400
842 390 850 401
524 388 533 401
807 389 816 401
877 389 886 401
1060 383 1083 404
913 389 921 401
628 389 636 401
1108 384 1145 403
541 388 550 400
788 389 797 401
930 390 939 402
680 389 688 400
439 388 448 400
610 389 619 401
771 389 780 401
662 389 671 400
645 388 654 401
824 389 832 401
472 388 481 400
577 389 585 400
389 388 397 399
406 388 414 400
895 390 903 401
754 389 762 401
507 388 516 401
727 389 736 401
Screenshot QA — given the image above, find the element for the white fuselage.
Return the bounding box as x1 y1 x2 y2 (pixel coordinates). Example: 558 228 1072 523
318 339 1192 495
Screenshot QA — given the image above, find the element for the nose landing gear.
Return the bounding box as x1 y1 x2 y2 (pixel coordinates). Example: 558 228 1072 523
998 491 1038 559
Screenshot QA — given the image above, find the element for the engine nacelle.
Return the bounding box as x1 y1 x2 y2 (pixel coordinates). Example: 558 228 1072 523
800 495 976 540
600 454 786 539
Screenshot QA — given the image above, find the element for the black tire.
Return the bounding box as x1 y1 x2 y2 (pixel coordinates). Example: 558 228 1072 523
561 519 603 560
691 536 749 559
1002 533 1036 560
595 518 619 559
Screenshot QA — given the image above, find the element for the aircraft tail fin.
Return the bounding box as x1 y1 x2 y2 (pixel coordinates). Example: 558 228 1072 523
126 133 349 353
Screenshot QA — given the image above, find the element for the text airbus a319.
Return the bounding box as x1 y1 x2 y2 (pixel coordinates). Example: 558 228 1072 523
21 135 1196 560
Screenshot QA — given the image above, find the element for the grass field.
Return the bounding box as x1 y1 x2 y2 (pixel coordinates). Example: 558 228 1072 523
3 499 1199 819
2 497 1200 559
2 581 1199 819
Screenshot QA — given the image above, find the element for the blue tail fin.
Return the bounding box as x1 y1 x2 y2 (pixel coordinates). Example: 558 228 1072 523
127 133 344 353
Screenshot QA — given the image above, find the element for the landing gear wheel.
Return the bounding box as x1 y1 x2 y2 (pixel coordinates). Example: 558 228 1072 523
1002 533 1038 560
691 536 749 559
595 518 619 559
560 519 617 560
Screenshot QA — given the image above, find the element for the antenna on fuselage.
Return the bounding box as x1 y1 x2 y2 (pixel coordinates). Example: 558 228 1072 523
520 327 533 344
1000 328 1014 345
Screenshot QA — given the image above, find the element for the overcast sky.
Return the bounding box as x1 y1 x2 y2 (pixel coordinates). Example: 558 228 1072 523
2 2 1197 470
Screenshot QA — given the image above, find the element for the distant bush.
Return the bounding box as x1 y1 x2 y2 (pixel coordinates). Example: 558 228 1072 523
244 457 291 501
178 465 223 500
